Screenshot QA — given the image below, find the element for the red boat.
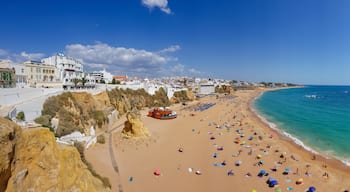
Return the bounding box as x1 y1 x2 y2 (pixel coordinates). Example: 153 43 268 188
148 107 177 120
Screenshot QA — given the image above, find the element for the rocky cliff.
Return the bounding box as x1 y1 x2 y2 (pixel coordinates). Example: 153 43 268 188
38 87 182 137
38 91 114 137
0 118 111 192
0 118 21 192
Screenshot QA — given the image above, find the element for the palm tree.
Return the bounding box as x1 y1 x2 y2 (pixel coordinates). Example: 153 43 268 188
81 77 87 88
72 78 80 89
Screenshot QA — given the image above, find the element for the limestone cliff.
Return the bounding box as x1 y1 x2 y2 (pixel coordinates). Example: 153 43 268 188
0 118 111 192
39 92 114 137
122 111 150 138
0 118 21 192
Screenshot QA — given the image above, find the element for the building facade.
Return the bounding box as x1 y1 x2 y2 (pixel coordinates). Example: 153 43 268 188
90 69 113 83
42 53 84 83
0 67 16 88
24 60 56 87
0 60 26 87
199 83 215 95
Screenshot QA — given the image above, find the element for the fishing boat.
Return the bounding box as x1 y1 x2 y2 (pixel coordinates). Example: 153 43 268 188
148 107 177 120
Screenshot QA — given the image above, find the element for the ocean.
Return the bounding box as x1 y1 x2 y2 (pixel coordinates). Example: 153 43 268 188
254 86 350 165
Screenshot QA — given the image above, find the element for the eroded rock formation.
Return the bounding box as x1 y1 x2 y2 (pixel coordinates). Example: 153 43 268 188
122 111 150 138
0 118 111 192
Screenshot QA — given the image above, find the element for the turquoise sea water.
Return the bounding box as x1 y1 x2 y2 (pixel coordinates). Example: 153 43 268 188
254 86 350 165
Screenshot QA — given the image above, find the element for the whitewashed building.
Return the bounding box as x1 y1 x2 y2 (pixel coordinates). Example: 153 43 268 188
42 53 84 83
90 69 113 83
199 83 215 95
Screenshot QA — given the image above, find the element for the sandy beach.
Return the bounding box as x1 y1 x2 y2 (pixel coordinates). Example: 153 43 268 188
86 88 350 192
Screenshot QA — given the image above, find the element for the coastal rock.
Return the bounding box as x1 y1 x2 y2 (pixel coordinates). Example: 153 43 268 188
122 111 150 138
0 118 21 192
40 92 113 137
5 127 111 192
0 118 110 192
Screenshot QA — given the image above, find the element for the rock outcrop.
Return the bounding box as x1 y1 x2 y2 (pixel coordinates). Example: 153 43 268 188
0 118 111 192
0 118 21 192
122 111 150 138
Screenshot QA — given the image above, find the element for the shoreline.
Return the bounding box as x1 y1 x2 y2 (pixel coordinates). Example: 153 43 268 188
87 88 350 192
249 88 350 175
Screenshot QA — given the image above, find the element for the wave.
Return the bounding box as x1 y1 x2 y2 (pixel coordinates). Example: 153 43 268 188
304 94 319 99
252 107 319 155
252 94 350 167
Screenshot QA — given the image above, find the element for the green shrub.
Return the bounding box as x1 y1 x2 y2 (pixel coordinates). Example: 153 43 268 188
173 90 190 102
97 135 105 144
92 110 107 128
16 111 25 121
34 115 51 127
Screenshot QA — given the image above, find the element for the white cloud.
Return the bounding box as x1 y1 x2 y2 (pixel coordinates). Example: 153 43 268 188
19 52 45 60
65 42 180 76
170 63 185 74
142 0 172 14
9 51 45 63
0 49 8 56
159 45 181 53
188 68 202 75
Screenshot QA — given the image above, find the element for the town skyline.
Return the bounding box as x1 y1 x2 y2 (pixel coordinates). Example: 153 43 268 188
1 0 350 85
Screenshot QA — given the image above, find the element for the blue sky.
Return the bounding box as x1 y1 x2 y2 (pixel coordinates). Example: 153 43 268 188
1 0 350 85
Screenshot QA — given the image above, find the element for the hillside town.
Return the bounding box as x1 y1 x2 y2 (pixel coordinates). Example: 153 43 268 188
0 53 291 92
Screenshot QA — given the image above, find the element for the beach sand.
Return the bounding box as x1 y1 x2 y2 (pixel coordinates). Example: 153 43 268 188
86 89 350 192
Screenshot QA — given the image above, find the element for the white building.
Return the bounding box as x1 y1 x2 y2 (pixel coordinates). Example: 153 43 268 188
199 83 215 95
0 60 27 87
42 53 84 83
90 69 113 83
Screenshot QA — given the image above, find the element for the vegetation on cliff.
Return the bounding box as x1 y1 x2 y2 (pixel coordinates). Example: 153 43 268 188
36 92 112 137
107 87 171 115
35 87 190 137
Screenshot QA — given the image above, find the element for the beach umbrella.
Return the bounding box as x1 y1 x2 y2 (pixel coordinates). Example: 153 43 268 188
258 169 267 177
270 180 278 186
284 168 291 173
250 190 257 192
153 169 161 176
296 178 303 185
227 169 234 176
257 154 262 159
308 186 316 192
